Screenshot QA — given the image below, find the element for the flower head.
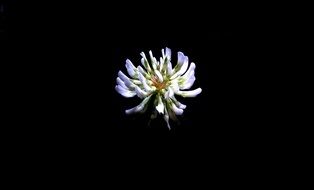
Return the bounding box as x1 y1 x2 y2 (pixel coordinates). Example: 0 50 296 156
115 47 202 129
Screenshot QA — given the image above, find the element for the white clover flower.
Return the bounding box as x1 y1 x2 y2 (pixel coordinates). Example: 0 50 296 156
115 47 202 129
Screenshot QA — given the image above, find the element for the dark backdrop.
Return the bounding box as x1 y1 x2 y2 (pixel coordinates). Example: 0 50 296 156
4 1 281 186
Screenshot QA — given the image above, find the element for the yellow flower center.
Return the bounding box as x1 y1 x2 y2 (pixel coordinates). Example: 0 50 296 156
151 76 167 90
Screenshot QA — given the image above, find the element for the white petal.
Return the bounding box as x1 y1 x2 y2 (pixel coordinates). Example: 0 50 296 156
125 95 152 114
140 52 147 60
165 47 171 61
140 57 145 67
137 65 148 77
167 61 173 76
177 56 189 76
180 76 196 90
178 69 195 89
177 52 185 65
135 86 149 99
155 58 159 66
125 59 137 78
116 77 128 89
149 50 158 70
171 102 184 115
141 57 152 73
181 62 196 80
118 71 129 81
170 55 189 80
131 79 142 85
118 71 135 88
177 103 186 109
164 87 174 99
159 57 164 72
161 48 165 58
170 82 180 93
187 70 195 81
163 109 171 130
155 70 163 82
155 95 164 114
127 59 136 69
115 85 136 98
138 72 152 91
171 96 187 109
176 88 202 98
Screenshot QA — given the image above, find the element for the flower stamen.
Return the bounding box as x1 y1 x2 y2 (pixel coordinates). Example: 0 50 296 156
151 75 167 90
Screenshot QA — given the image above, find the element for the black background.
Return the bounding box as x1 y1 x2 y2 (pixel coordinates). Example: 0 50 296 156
3 1 286 186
